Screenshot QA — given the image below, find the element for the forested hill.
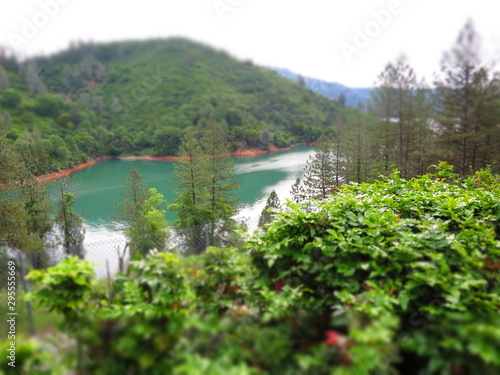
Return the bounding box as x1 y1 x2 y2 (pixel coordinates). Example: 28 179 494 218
0 38 350 175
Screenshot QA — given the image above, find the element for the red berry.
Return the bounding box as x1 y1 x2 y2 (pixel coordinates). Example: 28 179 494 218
324 330 341 346
452 365 461 374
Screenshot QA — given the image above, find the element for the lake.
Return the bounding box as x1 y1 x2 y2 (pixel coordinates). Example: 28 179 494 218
49 146 316 247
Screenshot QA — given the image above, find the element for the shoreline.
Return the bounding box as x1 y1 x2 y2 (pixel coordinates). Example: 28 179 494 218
36 144 299 182
36 157 113 183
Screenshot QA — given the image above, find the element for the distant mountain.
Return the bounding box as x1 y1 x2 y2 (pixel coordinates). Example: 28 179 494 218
268 67 373 108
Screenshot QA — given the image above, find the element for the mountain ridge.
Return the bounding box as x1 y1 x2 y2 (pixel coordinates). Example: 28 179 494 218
268 67 373 107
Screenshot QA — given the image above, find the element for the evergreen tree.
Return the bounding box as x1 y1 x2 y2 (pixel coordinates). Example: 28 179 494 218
303 134 337 200
171 124 240 252
289 177 306 204
0 65 9 89
200 123 240 246
114 166 162 255
0 127 19 185
434 20 500 175
258 190 280 229
170 131 211 253
339 114 367 184
370 56 435 178
128 188 169 255
20 62 47 94
201 123 240 222
369 75 396 175
114 167 149 232
17 171 54 268
391 57 416 177
55 179 85 258
409 86 436 176
171 131 209 223
331 113 347 186
0 128 26 249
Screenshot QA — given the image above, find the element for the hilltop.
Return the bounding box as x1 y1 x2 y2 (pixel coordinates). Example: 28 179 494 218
0 38 357 175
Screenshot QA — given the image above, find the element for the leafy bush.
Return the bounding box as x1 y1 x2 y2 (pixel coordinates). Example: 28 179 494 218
22 164 500 374
250 163 500 373
0 336 66 375
33 94 65 118
25 256 96 322
0 90 22 109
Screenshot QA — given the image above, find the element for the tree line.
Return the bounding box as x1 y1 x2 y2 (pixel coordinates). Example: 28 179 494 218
258 22 500 225
0 126 85 268
332 21 500 182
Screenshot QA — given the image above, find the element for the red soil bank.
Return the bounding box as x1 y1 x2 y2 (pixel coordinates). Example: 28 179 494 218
36 157 111 182
36 145 300 182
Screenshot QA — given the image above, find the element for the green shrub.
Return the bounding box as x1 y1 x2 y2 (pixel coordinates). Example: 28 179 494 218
23 164 500 374
0 336 66 375
250 163 500 373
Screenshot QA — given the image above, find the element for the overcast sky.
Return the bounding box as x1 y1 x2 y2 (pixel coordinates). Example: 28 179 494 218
0 0 498 87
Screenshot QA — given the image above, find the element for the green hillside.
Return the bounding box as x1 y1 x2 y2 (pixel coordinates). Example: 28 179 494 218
0 38 349 175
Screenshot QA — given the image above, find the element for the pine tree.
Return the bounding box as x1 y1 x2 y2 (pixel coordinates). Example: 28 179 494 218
290 177 306 204
20 62 47 94
409 86 436 176
113 166 154 254
258 190 280 229
0 128 19 185
17 171 54 268
342 111 374 183
303 134 337 200
200 123 240 246
171 131 209 224
332 113 347 186
170 131 211 253
369 70 396 175
370 56 435 178
339 108 385 184
0 128 26 249
0 65 9 89
201 123 240 222
369 58 407 176
434 20 500 175
171 124 241 252
114 167 149 231
55 179 85 258
128 188 169 255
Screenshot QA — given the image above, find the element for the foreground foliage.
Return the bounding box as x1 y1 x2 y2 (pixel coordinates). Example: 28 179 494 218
18 164 500 374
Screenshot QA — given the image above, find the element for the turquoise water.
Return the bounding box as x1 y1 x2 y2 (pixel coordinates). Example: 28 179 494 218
49 146 315 243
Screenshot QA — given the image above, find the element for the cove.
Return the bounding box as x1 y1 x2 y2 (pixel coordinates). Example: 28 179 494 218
48 146 316 244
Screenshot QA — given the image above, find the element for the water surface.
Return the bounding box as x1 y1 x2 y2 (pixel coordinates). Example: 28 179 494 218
50 146 315 243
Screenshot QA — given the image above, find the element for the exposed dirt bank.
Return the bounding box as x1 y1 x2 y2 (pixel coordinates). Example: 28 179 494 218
36 157 112 182
36 145 301 182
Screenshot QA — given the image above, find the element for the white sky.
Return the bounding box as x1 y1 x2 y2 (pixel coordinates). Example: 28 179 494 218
0 0 498 87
